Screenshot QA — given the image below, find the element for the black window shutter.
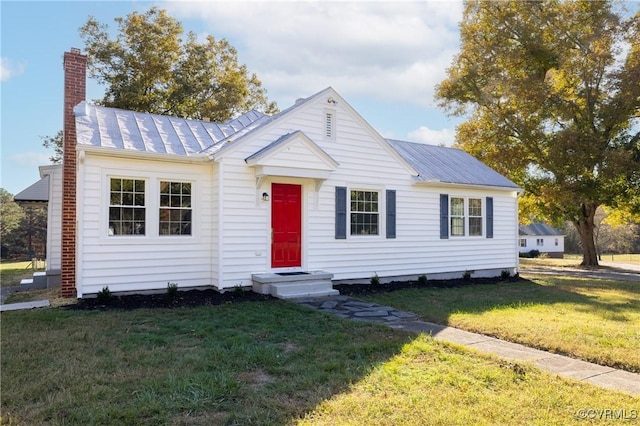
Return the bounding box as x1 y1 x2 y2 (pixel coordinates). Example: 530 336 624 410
486 197 494 239
440 194 449 239
335 186 347 239
386 190 396 239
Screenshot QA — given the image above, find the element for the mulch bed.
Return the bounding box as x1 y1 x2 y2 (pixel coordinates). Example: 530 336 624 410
66 276 520 311
335 276 520 296
66 288 274 311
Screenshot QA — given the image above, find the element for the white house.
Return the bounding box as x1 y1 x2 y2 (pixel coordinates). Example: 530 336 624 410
519 223 565 258
27 49 522 299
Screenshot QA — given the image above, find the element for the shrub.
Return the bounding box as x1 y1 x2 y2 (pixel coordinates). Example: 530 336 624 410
96 286 111 304
418 274 428 285
167 282 178 299
232 285 245 296
462 270 472 281
371 273 380 286
500 270 511 280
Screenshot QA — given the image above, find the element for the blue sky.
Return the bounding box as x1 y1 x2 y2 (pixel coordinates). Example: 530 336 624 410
1 1 466 195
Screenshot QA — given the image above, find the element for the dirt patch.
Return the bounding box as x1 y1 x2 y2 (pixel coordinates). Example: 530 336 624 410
237 369 276 389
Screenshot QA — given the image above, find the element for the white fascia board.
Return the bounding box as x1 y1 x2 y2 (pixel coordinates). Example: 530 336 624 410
39 163 62 177
77 145 211 164
254 165 332 180
414 180 522 193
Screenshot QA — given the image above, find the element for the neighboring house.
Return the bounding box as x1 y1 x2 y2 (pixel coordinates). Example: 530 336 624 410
519 223 565 258
13 164 63 287
20 49 521 299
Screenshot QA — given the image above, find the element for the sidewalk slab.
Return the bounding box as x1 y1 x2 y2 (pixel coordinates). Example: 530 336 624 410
0 300 50 312
584 369 640 397
534 355 615 380
467 338 554 362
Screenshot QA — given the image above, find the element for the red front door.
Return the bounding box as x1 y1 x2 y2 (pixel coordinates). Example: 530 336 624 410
271 183 302 268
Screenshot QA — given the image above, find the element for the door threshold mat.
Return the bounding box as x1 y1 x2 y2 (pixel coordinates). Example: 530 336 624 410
275 272 310 276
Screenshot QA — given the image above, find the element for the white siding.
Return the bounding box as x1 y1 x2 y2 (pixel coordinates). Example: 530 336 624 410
42 165 62 271
217 93 519 287
78 154 215 295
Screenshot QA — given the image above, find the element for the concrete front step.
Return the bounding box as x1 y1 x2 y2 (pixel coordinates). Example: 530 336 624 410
270 281 339 299
251 270 338 300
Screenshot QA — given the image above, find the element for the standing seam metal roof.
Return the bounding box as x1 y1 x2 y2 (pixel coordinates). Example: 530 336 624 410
387 139 520 189
75 102 269 156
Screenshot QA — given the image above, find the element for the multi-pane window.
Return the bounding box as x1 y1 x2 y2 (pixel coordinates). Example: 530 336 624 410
350 190 378 235
450 197 465 236
451 197 483 237
520 239 527 247
537 238 544 246
159 181 192 235
109 178 145 235
468 198 482 236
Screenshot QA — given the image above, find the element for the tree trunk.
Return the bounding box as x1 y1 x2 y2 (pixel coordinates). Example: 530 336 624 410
572 202 599 267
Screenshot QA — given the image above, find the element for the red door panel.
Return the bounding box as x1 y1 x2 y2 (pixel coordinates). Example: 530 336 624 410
271 183 302 268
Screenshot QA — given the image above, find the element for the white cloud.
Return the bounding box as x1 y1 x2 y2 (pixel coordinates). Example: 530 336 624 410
407 125 456 146
6 152 51 167
167 1 462 108
0 57 25 82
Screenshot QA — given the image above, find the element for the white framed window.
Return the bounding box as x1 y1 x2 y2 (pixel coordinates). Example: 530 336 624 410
159 181 192 235
537 238 544 246
520 238 527 247
450 197 483 237
350 190 379 235
450 197 465 236
468 198 483 236
555 238 559 246
109 178 146 236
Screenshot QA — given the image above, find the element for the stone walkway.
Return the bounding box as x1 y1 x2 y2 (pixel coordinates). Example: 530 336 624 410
293 295 640 397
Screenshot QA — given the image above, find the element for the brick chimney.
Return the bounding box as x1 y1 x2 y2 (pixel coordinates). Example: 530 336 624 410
61 48 87 298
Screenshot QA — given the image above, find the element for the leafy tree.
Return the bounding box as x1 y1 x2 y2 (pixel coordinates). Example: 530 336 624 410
79 7 278 121
44 8 279 156
41 130 63 164
0 188 24 241
436 0 640 266
0 189 47 259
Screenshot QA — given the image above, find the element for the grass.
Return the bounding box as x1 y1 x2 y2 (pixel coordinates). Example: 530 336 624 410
361 276 640 373
0 260 45 288
519 254 640 270
2 300 637 425
299 335 638 426
565 253 640 263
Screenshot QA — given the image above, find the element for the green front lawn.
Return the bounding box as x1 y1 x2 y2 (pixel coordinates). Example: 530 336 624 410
2 298 636 425
360 276 640 373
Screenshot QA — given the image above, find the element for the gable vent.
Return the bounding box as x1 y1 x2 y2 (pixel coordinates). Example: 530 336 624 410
325 111 335 139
